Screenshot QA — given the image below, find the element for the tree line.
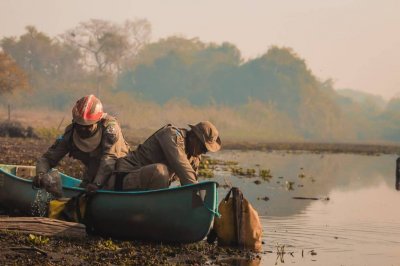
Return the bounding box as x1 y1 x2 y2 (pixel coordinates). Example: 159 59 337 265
0 19 399 142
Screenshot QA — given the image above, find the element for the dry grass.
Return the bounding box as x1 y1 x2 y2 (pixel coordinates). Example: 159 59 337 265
2 92 399 148
1 93 301 143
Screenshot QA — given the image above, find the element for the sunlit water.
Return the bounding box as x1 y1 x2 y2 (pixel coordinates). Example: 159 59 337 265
206 150 400 266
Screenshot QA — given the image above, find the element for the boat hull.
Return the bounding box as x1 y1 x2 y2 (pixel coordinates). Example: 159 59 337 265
0 164 218 243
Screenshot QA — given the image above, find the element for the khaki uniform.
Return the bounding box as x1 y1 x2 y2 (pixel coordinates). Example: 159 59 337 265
116 125 200 190
36 115 129 189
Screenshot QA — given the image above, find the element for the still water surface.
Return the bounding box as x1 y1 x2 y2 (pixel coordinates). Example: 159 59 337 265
206 150 400 266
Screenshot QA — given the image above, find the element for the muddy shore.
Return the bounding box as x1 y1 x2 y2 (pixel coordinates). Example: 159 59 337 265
0 137 262 265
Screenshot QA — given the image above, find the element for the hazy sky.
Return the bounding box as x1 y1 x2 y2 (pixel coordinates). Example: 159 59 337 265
1 0 399 99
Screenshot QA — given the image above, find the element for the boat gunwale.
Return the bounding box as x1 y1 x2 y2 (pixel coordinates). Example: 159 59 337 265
0 164 218 195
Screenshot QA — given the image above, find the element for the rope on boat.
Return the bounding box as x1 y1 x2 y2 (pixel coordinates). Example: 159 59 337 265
205 205 221 217
204 188 221 217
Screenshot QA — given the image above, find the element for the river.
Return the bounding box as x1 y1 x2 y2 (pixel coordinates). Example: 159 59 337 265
205 150 400 266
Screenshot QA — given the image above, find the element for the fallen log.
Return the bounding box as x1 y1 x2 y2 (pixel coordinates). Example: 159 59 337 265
0 216 86 238
292 196 330 201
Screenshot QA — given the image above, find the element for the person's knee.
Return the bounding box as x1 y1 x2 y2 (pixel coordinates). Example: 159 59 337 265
150 164 170 187
153 164 169 177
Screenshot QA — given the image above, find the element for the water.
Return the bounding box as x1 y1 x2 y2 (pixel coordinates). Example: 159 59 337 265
31 189 52 217
206 150 400 266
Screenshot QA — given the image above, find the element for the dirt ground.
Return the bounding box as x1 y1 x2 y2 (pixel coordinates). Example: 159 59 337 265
0 136 261 265
0 230 261 266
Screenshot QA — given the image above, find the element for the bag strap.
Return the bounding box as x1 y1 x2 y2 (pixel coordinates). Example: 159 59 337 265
222 187 244 246
232 187 244 246
224 188 233 202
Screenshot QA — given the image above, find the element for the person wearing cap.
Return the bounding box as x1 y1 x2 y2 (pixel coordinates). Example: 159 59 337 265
114 121 221 190
35 94 130 194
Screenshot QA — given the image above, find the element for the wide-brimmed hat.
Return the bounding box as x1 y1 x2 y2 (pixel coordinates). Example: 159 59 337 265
189 121 221 152
72 126 102 152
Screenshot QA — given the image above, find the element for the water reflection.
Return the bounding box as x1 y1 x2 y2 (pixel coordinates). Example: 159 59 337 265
395 157 400 190
208 151 396 216
204 150 400 266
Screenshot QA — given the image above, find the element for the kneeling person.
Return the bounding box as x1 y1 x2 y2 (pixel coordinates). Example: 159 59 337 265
35 95 130 194
115 121 221 190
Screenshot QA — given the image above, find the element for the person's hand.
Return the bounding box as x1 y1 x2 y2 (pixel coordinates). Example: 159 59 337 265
85 183 100 195
33 173 50 188
33 173 43 188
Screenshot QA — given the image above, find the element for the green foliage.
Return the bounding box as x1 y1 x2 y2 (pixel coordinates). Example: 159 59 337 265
260 169 273 180
198 168 214 178
97 239 120 251
27 234 49 246
116 41 353 140
116 37 242 105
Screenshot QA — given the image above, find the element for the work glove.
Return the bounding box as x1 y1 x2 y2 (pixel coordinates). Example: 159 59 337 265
85 183 100 195
33 171 63 198
33 173 44 188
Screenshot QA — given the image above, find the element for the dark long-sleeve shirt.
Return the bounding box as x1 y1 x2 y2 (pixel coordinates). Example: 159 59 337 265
36 115 129 187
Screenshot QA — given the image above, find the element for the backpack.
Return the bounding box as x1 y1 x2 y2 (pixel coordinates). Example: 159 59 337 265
212 187 263 252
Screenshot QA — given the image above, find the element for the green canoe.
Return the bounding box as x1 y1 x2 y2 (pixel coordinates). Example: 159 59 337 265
0 164 218 243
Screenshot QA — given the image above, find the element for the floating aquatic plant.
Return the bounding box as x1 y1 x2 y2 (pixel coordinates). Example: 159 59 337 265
198 168 214 178
260 169 273 180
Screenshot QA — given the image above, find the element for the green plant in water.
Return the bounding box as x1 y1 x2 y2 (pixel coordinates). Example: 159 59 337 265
198 168 214 178
246 168 256 177
260 169 273 181
230 166 245 176
28 234 49 246
207 158 221 165
199 161 208 170
97 239 120 251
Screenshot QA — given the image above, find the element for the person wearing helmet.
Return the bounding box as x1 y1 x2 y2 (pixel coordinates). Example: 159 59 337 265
114 121 221 190
35 94 130 194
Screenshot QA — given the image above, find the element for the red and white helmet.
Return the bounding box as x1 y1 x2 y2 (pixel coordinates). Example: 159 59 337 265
72 95 104 125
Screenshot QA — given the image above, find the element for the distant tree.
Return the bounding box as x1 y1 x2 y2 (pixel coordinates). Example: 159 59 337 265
1 26 85 109
0 52 29 94
2 26 82 81
62 19 151 95
117 37 242 104
130 36 206 67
